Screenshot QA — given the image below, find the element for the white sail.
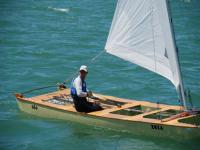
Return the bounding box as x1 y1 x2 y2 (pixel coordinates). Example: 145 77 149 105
105 0 182 90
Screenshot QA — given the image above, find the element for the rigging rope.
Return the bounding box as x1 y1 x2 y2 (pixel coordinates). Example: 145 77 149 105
63 50 105 84
21 85 56 94
19 50 105 95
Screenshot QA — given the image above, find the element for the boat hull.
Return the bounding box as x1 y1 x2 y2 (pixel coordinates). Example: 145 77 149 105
17 98 200 140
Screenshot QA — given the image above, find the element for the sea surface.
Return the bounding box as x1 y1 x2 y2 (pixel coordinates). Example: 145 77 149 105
0 0 200 150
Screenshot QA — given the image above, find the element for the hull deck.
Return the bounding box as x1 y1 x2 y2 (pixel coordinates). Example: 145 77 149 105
16 88 200 140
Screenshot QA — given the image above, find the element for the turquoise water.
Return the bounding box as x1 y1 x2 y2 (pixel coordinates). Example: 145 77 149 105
0 0 200 149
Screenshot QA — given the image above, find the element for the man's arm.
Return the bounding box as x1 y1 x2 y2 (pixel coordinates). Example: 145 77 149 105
74 78 88 97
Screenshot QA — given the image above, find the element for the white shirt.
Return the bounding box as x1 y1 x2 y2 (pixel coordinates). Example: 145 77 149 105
73 75 88 97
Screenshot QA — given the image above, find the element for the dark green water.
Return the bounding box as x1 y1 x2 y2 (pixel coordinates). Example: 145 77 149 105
0 0 200 149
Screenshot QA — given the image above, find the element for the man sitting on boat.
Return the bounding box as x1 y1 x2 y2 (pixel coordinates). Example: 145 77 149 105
70 65 103 113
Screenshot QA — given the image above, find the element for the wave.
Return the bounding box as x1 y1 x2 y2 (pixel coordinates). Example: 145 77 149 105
48 6 70 13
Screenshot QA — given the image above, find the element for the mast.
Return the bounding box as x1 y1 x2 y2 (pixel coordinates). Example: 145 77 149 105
166 0 187 111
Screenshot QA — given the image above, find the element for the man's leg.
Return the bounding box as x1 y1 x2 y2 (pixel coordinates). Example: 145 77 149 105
71 95 103 113
72 95 86 112
84 101 103 113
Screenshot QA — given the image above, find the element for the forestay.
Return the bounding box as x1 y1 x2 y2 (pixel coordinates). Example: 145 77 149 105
105 0 182 90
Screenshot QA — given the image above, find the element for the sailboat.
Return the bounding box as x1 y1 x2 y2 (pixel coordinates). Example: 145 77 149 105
15 0 200 140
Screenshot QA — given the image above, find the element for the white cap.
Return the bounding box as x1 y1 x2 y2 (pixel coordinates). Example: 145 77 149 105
79 65 88 72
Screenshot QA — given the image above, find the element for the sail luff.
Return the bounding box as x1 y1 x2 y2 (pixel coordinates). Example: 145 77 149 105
166 0 187 110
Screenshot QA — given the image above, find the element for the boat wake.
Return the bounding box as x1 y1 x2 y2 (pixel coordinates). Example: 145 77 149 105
48 6 70 13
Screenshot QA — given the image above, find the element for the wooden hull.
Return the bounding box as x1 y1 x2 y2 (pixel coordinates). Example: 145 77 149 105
16 92 200 140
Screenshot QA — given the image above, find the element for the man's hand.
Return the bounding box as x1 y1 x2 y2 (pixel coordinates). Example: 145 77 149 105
87 91 93 97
